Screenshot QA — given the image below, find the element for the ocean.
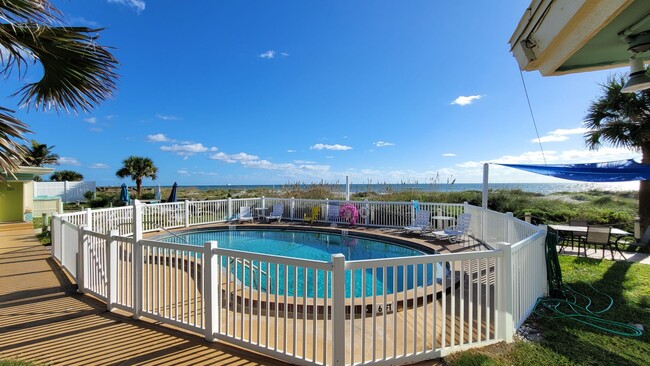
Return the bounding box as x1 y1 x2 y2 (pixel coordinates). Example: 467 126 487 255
179 182 639 195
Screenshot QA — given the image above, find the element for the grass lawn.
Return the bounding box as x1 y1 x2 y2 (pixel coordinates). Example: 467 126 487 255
446 255 650 366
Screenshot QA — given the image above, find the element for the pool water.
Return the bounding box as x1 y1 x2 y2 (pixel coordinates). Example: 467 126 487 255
162 229 446 298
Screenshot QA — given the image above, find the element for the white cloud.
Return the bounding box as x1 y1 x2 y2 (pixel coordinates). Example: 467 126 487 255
443 153 457 157
156 114 181 121
107 0 145 13
68 16 101 28
160 143 217 156
88 163 109 169
259 50 276 59
374 141 395 147
287 149 296 153
293 160 316 164
146 133 170 142
310 143 353 151
84 117 97 124
59 157 81 166
106 114 117 120
451 95 483 106
325 156 334 159
210 152 260 163
89 127 103 133
177 170 189 175
531 127 588 143
281 52 290 57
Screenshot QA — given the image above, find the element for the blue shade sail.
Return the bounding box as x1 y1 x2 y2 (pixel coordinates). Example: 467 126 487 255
496 159 650 182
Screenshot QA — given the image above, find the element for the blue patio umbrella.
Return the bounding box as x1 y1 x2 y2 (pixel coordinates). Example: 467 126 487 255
167 182 178 203
119 183 130 205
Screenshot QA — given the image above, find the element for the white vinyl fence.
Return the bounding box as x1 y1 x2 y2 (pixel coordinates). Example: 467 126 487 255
34 181 96 203
51 197 547 366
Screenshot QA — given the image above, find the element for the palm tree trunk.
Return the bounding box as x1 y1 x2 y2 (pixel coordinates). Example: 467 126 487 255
136 179 142 198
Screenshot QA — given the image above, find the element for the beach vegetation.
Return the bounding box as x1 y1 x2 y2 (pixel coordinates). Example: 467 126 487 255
0 0 117 177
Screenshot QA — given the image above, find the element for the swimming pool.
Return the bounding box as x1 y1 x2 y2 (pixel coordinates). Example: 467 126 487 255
160 228 446 298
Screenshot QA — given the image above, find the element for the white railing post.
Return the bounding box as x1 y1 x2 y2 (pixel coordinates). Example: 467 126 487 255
132 200 143 319
63 180 68 204
227 197 233 221
331 253 345 366
77 226 88 294
364 199 369 225
325 198 330 223
290 197 295 220
59 200 64 214
261 196 266 209
85 208 93 231
410 200 416 226
184 200 190 227
506 212 514 243
493 242 514 343
204 240 219 342
107 229 119 312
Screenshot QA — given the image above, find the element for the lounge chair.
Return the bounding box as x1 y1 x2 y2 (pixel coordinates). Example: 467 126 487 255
326 204 339 223
238 206 254 224
265 204 284 223
433 213 471 243
403 210 431 235
304 206 320 224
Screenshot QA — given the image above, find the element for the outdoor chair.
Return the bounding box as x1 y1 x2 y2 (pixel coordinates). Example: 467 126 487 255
303 206 320 225
238 206 254 224
617 226 650 260
581 225 613 259
265 204 284 223
433 213 471 243
568 219 588 251
326 204 339 223
403 210 431 236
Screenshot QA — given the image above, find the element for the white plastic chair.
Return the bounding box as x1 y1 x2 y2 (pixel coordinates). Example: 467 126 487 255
265 204 284 223
432 213 471 243
403 210 431 235
238 206 253 223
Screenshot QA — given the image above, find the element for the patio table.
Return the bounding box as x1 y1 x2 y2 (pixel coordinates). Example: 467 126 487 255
548 224 631 259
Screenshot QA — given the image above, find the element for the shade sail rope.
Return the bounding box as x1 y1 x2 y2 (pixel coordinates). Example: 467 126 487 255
533 232 643 337
519 69 547 165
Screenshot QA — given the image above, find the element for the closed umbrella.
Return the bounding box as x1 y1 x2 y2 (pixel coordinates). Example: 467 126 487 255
155 184 162 201
167 182 178 203
119 183 130 205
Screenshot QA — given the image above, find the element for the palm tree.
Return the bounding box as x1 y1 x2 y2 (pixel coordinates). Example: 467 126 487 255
584 74 650 237
51 170 83 181
23 140 59 167
0 1 118 176
116 156 158 198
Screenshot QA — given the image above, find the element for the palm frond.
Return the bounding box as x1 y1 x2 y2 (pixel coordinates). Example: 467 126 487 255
0 0 60 24
0 107 30 178
1 23 118 113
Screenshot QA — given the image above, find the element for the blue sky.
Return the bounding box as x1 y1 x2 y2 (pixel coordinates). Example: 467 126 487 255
3 1 641 187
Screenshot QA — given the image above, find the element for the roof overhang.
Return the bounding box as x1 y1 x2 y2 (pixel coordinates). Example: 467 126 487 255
1 166 54 180
509 0 650 76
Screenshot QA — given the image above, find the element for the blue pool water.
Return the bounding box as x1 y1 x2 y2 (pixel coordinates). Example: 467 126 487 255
161 229 446 298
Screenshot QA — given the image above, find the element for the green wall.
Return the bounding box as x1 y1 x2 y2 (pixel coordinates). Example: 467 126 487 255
0 182 24 222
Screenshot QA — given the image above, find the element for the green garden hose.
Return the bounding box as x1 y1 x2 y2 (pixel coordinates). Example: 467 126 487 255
534 231 643 337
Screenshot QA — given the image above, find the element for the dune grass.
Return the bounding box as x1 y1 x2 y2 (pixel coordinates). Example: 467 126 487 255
445 255 650 366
